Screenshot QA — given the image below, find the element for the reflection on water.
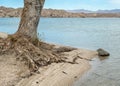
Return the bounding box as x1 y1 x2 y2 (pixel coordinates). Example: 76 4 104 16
0 18 120 86
98 56 109 61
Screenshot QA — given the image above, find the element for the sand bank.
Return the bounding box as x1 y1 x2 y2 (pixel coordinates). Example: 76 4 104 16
16 47 97 86
0 32 98 86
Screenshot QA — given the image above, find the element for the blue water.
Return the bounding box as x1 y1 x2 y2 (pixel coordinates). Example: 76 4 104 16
0 18 120 86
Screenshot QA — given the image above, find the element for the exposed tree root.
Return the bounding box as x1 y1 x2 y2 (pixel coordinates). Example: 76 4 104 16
0 34 67 72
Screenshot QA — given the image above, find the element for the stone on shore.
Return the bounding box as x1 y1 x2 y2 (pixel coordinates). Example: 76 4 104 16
97 48 110 56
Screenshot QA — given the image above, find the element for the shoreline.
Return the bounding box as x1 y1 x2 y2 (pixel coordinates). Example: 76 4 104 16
0 32 98 86
16 47 98 86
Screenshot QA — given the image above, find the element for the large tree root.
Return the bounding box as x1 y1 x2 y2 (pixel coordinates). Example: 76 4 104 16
0 34 66 72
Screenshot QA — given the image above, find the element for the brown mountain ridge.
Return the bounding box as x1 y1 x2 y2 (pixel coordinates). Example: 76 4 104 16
0 6 120 18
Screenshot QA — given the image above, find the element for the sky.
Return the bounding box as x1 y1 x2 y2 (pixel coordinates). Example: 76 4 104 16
0 0 120 11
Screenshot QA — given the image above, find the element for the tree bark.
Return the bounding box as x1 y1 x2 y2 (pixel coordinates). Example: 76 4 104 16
16 0 45 41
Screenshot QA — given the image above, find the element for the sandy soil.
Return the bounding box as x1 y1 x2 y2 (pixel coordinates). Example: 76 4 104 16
0 55 30 86
0 47 97 86
0 32 98 86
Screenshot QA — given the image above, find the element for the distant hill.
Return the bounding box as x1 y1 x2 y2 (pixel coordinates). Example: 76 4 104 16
67 9 120 13
67 9 92 13
96 9 120 13
0 6 120 18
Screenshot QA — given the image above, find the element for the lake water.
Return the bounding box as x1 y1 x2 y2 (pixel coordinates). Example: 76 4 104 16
0 18 120 86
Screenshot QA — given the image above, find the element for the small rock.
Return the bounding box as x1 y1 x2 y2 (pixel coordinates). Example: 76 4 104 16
74 76 77 78
0 32 8 39
36 81 39 84
97 48 110 56
62 71 67 74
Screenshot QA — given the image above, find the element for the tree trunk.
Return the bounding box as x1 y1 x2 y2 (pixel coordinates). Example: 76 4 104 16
0 0 65 72
16 0 45 41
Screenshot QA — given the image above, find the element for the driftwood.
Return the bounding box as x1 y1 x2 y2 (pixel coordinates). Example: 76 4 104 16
72 54 92 64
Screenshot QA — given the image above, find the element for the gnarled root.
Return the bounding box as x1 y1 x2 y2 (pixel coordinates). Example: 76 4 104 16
0 34 65 72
